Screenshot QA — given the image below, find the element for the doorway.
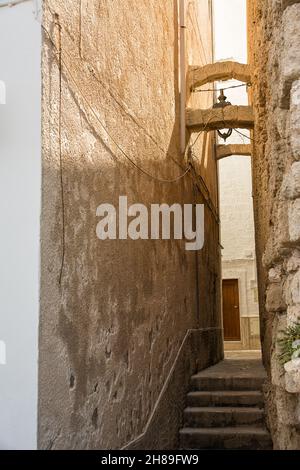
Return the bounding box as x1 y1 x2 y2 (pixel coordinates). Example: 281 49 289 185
222 279 241 341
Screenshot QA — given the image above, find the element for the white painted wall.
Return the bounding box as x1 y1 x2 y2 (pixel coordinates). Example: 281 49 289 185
214 0 256 261
219 156 255 262
213 0 260 324
0 1 41 449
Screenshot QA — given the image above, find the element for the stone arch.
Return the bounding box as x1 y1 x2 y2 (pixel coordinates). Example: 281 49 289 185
186 105 254 132
216 144 252 160
188 61 251 91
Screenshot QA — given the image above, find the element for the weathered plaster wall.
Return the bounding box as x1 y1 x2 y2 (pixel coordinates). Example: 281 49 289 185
39 0 222 449
248 0 300 449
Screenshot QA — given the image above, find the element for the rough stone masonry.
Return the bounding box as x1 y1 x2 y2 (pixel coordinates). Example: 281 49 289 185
248 0 300 449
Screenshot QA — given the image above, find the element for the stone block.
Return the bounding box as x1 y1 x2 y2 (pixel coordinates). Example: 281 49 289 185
271 315 287 388
282 5 300 76
286 270 300 305
266 282 286 312
263 205 290 267
288 199 300 242
281 0 300 10
286 250 300 273
275 387 300 426
282 162 300 199
279 6 300 107
263 232 286 270
287 306 300 325
269 266 282 283
290 81 300 160
271 352 285 389
284 359 300 393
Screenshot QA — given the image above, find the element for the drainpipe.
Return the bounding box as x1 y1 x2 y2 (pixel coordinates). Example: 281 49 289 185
179 0 186 156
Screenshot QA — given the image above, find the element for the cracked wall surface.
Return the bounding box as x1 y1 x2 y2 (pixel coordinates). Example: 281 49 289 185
39 0 223 449
248 0 300 449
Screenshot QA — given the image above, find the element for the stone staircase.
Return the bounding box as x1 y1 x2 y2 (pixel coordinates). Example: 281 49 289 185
179 359 273 450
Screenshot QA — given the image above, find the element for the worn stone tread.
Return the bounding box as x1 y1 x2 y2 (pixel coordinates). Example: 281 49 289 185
192 359 266 378
190 376 265 391
180 426 272 450
184 406 264 427
180 426 270 435
187 390 264 407
184 406 264 414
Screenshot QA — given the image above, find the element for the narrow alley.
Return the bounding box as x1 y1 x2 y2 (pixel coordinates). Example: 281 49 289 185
0 0 299 456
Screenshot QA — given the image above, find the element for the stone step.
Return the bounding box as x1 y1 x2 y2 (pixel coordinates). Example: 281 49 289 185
179 426 273 450
187 390 264 407
190 375 265 391
184 406 264 427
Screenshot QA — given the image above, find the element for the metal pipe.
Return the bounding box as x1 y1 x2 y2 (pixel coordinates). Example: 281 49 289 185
179 0 186 155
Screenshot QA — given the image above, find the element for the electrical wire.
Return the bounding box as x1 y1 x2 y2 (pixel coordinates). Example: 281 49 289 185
193 82 251 93
42 24 192 184
42 4 225 185
56 20 66 287
47 9 179 170
233 128 255 142
44 3 183 169
190 112 216 148
189 153 220 224
43 11 221 284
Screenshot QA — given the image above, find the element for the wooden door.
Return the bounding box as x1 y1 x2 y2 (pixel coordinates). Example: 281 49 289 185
222 279 241 341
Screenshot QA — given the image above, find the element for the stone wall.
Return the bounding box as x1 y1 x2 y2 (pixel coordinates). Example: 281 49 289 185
248 0 300 449
38 0 223 449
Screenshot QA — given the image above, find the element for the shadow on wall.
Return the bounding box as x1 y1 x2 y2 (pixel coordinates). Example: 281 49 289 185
38 0 222 450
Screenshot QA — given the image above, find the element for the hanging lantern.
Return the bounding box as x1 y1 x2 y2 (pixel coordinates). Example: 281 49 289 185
213 89 233 142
